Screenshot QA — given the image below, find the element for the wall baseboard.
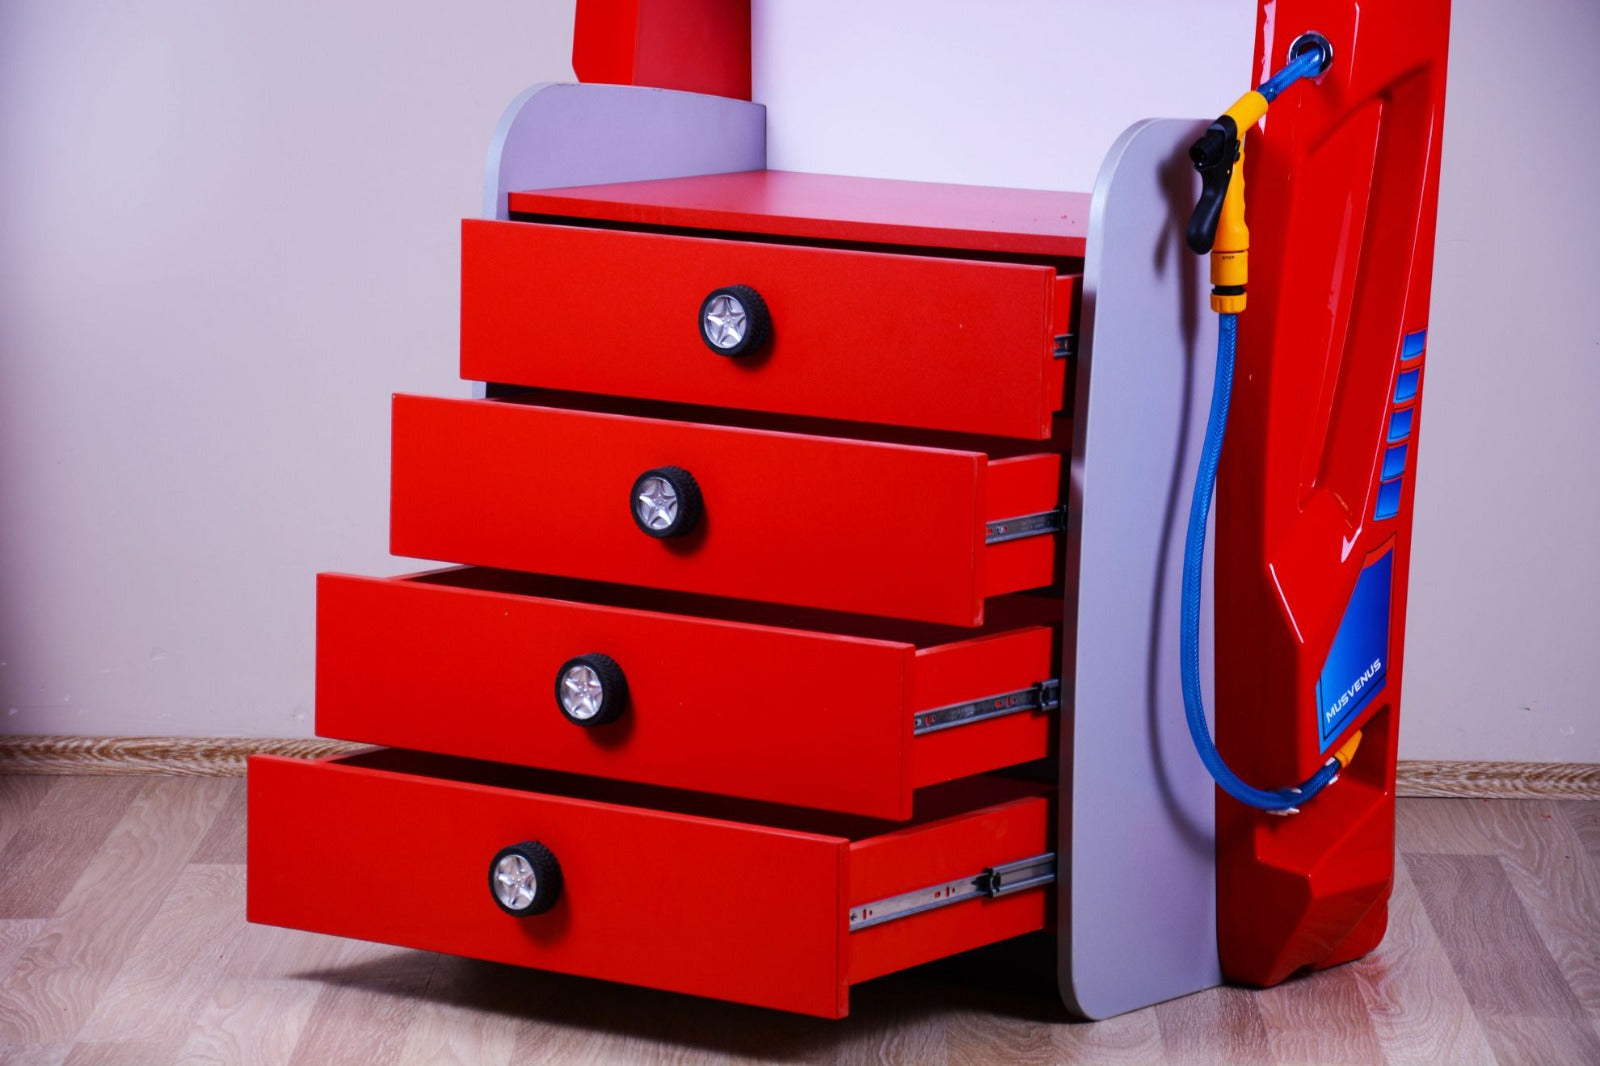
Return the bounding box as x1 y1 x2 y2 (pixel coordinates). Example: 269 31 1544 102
1391 759 1600 799
0 736 364 777
0 737 1596 799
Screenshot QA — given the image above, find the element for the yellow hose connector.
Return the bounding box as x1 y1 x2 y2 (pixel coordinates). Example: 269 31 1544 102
1330 730 1364 773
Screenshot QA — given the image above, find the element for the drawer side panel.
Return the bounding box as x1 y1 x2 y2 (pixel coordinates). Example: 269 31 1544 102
909 626 1056 788
846 795 1051 983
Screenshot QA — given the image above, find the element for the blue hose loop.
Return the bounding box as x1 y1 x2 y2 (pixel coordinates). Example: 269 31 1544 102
1180 314 1342 813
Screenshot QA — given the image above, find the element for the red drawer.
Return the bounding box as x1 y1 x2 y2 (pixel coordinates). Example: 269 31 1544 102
389 395 1063 626
460 220 1077 440
316 568 1059 819
248 750 1053 1018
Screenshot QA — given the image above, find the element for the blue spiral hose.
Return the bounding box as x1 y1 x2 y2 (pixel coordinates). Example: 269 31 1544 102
1180 313 1341 812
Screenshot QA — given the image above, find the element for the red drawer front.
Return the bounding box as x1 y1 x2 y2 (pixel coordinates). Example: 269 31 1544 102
389 396 1062 626
460 220 1076 440
315 569 1057 819
248 751 1052 1018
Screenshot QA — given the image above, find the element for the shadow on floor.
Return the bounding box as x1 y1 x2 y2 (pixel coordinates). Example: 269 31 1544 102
295 932 1079 1057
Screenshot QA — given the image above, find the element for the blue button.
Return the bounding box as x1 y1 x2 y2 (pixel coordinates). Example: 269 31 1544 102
1374 478 1403 521
1382 444 1408 480
1388 408 1414 442
1394 368 1421 404
1401 329 1427 361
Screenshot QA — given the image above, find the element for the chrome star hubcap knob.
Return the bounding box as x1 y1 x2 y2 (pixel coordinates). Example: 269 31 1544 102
634 476 679 531
488 841 563 916
629 467 701 539
702 293 748 349
554 653 628 726
492 853 538 911
698 285 770 358
557 663 604 720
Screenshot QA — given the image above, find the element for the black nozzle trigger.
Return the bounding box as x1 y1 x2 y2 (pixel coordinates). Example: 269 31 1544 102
1186 116 1239 255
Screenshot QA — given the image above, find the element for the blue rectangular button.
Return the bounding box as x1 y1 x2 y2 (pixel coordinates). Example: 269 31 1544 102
1394 368 1421 404
1387 408 1414 442
1401 329 1427 361
1374 477 1404 521
1382 444 1408 480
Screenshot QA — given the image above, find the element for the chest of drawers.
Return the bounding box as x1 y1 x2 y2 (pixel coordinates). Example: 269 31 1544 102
252 148 1084 1018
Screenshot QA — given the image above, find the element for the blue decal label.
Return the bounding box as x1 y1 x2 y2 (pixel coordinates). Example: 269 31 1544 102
1316 550 1393 750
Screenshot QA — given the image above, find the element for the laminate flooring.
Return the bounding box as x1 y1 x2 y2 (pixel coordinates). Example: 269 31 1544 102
0 775 1595 1065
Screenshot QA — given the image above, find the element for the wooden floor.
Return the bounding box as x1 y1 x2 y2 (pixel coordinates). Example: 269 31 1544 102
0 776 1595 1065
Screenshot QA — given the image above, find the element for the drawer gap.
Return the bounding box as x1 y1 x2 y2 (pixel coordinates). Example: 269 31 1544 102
410 567 1064 644
484 385 1071 460
509 212 1084 272
338 747 1050 841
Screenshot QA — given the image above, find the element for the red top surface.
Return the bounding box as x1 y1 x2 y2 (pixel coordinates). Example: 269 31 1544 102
507 169 1090 259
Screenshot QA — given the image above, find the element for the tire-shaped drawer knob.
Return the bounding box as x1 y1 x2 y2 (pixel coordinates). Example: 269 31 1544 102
698 284 771 358
630 466 702 538
489 840 563 916
554 653 629 726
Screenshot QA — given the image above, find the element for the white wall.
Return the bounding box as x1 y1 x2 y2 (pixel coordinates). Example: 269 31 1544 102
1404 0 1600 761
0 0 576 736
2 1 1595 762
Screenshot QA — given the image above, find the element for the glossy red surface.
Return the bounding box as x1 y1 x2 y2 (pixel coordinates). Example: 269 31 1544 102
247 751 1051 1018
315 570 1055 819
1214 0 1451 986
507 169 1090 259
389 395 1060 626
461 218 1075 439
572 0 751 100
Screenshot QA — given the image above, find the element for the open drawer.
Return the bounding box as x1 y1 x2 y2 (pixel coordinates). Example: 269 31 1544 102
461 218 1077 440
248 749 1053 1018
316 568 1060 819
390 395 1064 626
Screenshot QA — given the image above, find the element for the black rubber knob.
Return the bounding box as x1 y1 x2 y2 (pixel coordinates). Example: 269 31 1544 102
698 284 772 358
630 466 702 538
488 841 564 917
554 652 629 727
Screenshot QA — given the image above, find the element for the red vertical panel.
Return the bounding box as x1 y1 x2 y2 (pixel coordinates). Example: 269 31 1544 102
1214 0 1451 985
574 0 752 100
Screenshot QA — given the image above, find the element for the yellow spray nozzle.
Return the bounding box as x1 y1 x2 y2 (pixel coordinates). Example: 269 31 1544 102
1189 90 1270 313
1210 141 1249 313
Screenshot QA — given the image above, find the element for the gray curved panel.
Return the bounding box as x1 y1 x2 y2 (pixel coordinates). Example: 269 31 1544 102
483 82 767 220
1060 118 1223 1019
